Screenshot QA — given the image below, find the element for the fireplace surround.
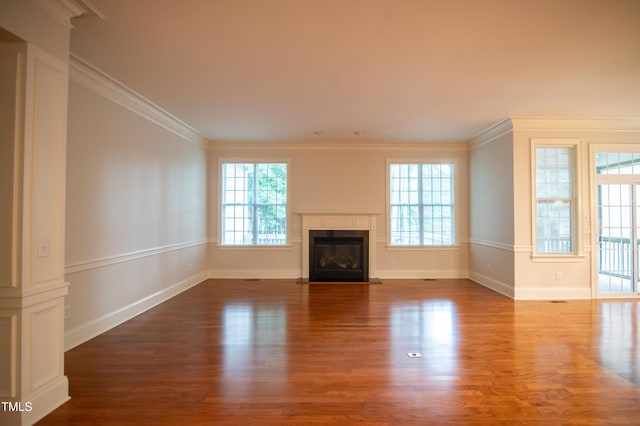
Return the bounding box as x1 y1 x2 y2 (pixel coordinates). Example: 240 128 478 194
299 213 378 282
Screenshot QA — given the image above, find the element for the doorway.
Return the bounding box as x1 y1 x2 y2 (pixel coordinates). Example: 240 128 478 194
595 151 640 296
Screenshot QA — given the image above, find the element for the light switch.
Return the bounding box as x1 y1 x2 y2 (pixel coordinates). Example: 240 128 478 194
38 239 50 258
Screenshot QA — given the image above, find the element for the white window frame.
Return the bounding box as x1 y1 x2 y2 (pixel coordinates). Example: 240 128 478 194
386 159 457 248
531 138 582 258
218 158 290 247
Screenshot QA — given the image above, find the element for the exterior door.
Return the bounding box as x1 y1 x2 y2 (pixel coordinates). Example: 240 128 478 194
597 184 638 294
595 150 640 296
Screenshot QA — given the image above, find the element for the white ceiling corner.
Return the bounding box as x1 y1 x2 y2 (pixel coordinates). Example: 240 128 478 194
34 0 106 28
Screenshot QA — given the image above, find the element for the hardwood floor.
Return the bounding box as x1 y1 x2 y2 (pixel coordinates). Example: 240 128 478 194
39 279 640 425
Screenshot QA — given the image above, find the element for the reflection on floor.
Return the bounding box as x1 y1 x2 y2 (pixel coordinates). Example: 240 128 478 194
39 279 640 425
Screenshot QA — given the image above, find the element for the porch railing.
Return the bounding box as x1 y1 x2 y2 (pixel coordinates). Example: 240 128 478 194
537 237 572 254
538 236 636 281
599 236 637 280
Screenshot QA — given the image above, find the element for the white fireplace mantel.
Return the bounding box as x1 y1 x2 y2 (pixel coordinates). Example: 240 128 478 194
299 213 378 280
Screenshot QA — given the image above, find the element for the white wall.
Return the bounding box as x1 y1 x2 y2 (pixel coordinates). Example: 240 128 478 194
208 141 469 280
511 119 640 299
468 118 640 300
64 59 209 349
468 120 516 297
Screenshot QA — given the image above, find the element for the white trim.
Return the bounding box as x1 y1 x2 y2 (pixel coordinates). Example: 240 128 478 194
22 375 69 425
207 269 300 279
65 239 208 274
530 255 587 263
211 238 303 246
467 118 513 150
511 117 640 133
513 286 592 300
206 268 470 280
215 244 293 251
0 280 68 308
377 269 468 279
467 238 530 253
385 245 461 251
210 140 468 152
33 0 105 28
468 271 515 299
64 271 207 351
69 55 210 148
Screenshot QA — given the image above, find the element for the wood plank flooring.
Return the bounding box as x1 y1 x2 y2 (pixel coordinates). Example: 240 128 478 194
39 279 640 425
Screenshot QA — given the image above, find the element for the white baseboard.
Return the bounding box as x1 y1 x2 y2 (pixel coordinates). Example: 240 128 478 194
514 286 592 300
468 271 515 298
1 376 70 426
207 269 300 279
64 271 207 351
377 269 468 279
207 269 469 280
469 271 593 300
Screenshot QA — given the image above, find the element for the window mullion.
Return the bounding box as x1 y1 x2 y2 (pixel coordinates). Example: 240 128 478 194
418 165 424 245
252 163 258 245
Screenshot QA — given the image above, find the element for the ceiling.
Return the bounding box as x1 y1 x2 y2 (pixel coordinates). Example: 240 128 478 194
69 0 640 143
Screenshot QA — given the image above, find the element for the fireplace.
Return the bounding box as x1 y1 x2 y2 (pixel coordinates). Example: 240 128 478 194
299 213 378 282
309 230 369 282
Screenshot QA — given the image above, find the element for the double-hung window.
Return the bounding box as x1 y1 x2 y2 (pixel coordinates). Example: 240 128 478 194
389 163 455 246
534 145 577 254
221 162 288 246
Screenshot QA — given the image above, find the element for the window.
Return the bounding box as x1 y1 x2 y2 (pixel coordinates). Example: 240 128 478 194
535 146 576 254
595 152 640 175
221 162 287 245
389 163 455 246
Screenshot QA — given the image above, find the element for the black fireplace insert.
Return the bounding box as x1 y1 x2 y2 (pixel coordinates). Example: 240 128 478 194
309 230 369 282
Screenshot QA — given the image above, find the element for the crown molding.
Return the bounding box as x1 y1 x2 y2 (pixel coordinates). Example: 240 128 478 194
467 118 514 150
69 54 211 148
467 116 640 150
510 117 640 133
209 139 468 152
33 0 106 29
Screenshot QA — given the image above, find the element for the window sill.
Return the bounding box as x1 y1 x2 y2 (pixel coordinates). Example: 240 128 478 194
530 254 586 262
386 244 460 251
217 244 292 251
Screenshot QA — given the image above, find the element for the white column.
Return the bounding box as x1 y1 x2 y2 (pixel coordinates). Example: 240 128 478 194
0 41 69 426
